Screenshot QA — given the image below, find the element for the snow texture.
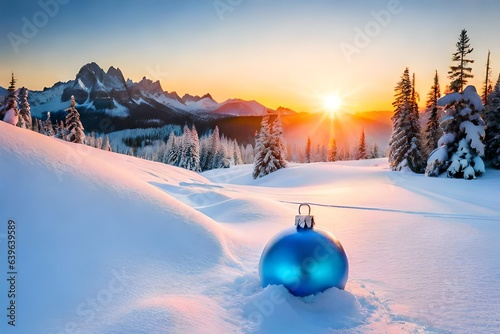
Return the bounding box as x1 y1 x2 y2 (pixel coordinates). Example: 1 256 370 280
438 92 462 107
3 108 18 125
1 122 500 333
462 85 484 111
437 133 455 147
460 121 485 156
437 86 484 112
426 146 448 165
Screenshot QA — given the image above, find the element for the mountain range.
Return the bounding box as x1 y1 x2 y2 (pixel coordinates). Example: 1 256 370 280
1 62 392 149
15 62 295 121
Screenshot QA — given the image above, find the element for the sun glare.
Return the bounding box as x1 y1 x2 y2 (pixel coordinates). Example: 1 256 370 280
323 95 343 116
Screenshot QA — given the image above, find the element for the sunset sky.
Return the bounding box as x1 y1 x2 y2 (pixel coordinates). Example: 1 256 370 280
1 0 500 113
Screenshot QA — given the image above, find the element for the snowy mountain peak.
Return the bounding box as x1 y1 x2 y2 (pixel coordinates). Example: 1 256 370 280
15 62 301 128
136 76 164 96
182 93 213 103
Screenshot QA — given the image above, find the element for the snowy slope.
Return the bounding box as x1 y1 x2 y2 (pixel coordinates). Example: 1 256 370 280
1 121 500 333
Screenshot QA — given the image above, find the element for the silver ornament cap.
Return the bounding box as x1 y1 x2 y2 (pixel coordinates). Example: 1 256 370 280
294 203 315 229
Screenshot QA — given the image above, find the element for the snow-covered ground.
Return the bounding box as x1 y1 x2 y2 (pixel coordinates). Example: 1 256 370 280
1 121 499 333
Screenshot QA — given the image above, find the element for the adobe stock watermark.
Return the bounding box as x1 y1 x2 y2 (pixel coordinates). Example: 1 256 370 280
49 267 131 334
248 237 339 326
339 0 407 63
7 0 71 54
50 114 115 183
146 65 169 83
213 0 244 21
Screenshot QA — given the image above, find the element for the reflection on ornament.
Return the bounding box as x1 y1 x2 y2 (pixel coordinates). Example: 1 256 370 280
259 204 349 297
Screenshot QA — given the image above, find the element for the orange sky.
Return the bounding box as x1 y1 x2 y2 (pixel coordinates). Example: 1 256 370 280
1 1 499 114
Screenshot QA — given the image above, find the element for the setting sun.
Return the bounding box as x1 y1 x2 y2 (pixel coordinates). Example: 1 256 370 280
323 95 343 115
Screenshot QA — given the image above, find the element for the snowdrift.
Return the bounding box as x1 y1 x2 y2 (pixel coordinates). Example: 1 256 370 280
1 121 500 333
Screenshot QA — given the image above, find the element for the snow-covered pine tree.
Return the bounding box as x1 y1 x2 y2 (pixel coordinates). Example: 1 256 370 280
305 137 311 163
202 126 221 171
409 73 424 171
241 144 254 164
448 29 474 93
166 133 182 166
270 113 287 169
485 74 500 168
86 132 96 147
178 125 191 169
357 129 367 159
482 50 493 105
102 135 112 152
43 112 55 137
163 131 176 163
36 119 43 133
328 138 337 162
179 125 201 172
233 140 242 165
55 120 67 139
211 127 222 169
389 68 424 173
198 135 209 169
190 126 200 170
17 87 32 129
3 73 19 126
433 85 485 179
253 112 272 178
423 70 442 157
32 118 39 133
65 95 85 144
368 143 380 159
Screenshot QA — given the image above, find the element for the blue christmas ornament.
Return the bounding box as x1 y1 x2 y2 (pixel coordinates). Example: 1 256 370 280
259 204 348 297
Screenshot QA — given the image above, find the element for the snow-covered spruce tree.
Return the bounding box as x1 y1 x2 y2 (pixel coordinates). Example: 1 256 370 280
368 143 380 159
423 70 442 157
484 74 500 168
432 85 485 179
86 132 96 147
241 143 255 164
43 112 55 137
179 125 201 172
232 140 242 165
253 112 272 179
328 138 337 162
270 114 287 169
36 119 43 133
357 129 367 159
305 137 311 163
448 29 474 93
55 120 67 139
190 126 200 170
17 87 32 129
178 125 191 169
201 126 221 171
167 134 182 166
389 68 424 173
2 73 19 126
163 131 176 164
65 95 85 144
32 118 39 133
214 133 229 169
102 135 112 152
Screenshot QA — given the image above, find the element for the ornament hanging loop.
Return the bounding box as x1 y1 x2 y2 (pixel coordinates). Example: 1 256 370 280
295 203 315 229
298 203 311 216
